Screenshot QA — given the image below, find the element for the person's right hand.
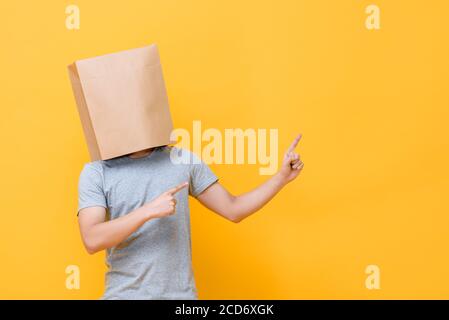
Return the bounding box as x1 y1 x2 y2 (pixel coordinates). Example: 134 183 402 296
145 182 189 219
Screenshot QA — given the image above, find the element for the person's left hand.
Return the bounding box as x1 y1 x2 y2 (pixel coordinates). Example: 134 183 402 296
278 134 304 184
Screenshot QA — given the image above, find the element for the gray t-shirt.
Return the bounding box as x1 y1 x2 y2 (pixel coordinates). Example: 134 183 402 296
77 147 218 300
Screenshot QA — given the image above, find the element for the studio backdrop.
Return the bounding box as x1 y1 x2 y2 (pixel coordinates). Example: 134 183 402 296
0 0 448 299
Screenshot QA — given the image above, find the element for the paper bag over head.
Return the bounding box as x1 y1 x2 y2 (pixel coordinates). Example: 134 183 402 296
68 44 175 161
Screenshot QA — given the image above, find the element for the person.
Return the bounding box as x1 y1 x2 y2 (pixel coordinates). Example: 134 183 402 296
77 134 304 299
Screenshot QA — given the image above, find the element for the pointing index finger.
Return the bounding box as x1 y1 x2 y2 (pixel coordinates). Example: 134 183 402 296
166 182 189 195
287 134 302 154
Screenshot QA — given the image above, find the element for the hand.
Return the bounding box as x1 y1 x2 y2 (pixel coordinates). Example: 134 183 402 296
278 134 304 184
145 182 189 219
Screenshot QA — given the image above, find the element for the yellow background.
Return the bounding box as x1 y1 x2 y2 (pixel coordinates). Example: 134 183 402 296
1 0 448 299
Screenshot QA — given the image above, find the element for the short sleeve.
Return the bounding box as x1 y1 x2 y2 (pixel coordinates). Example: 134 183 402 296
189 152 219 197
77 163 107 214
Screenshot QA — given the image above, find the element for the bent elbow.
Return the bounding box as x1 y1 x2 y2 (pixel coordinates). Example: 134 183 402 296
229 214 243 224
227 197 243 223
85 244 98 255
83 237 101 255
85 246 98 255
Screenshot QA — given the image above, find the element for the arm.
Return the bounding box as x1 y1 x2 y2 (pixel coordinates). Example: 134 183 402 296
78 182 188 254
197 134 304 223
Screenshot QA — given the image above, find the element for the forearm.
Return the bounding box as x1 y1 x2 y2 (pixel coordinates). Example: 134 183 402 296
228 173 287 222
82 206 151 254
79 182 188 255
226 133 303 222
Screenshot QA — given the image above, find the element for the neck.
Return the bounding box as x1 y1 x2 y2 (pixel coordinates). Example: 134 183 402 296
128 148 153 159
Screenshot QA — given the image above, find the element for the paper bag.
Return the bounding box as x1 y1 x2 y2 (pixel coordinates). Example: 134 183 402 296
68 44 174 161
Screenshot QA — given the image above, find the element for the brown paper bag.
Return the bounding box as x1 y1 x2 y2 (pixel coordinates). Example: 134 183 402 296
68 44 175 161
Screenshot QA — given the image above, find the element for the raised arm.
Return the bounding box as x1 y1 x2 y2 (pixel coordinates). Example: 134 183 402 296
78 182 188 254
197 134 304 223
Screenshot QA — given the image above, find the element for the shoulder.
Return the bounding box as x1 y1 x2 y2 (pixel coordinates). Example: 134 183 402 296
81 160 103 173
79 161 104 182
